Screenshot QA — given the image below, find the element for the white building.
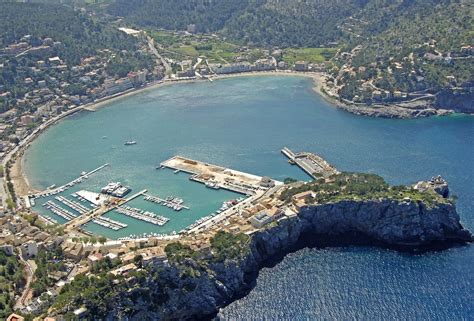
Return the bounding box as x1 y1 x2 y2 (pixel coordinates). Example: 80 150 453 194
20 240 38 258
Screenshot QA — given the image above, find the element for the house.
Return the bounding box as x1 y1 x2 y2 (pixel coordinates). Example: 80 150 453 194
110 263 137 276
292 190 316 210
48 56 62 65
87 252 103 267
187 24 196 33
6 313 24 321
249 212 273 228
20 240 38 258
20 115 34 126
73 307 88 319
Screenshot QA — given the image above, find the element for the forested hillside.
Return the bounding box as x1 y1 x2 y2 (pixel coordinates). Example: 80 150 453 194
0 2 139 64
331 0 473 106
107 0 370 47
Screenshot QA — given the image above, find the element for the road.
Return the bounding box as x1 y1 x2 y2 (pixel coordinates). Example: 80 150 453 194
147 36 171 75
14 256 36 310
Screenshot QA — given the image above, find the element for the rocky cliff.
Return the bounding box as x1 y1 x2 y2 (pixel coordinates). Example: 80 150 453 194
102 199 471 320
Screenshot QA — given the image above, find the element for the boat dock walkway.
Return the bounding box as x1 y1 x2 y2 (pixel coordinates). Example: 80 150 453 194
122 189 148 204
43 200 77 221
55 196 90 214
28 163 110 202
143 193 190 211
92 216 128 231
281 147 339 179
116 205 169 226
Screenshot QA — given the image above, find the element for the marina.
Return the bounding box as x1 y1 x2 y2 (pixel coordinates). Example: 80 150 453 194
55 196 91 214
143 193 189 211
116 205 169 226
43 201 77 221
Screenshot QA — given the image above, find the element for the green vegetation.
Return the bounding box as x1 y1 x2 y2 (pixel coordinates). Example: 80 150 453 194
0 249 25 319
32 248 66 297
0 3 139 65
53 273 125 318
108 0 367 47
164 242 197 264
210 231 250 262
331 0 473 102
149 30 267 64
282 48 337 65
280 172 449 207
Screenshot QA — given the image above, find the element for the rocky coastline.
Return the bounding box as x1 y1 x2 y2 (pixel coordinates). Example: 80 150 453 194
100 198 471 320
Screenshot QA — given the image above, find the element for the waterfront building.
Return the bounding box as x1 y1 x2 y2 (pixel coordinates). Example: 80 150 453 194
294 61 309 71
103 77 134 96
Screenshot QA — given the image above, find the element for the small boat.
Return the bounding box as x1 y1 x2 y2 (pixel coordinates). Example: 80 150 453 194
124 140 137 146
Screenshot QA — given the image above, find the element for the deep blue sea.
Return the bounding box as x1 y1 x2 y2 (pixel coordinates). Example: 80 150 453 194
24 76 474 319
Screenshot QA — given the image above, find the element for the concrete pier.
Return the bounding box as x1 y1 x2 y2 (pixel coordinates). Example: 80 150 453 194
29 163 110 200
281 147 339 179
160 156 282 195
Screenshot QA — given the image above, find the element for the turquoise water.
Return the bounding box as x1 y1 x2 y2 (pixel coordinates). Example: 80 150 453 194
24 76 474 318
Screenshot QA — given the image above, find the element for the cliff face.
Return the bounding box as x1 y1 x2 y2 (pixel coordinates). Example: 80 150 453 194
434 87 474 114
106 199 472 320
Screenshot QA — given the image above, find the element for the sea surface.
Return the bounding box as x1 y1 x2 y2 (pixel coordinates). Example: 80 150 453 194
24 76 474 319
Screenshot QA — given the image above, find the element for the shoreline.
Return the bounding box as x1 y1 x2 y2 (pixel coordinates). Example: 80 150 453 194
8 70 462 199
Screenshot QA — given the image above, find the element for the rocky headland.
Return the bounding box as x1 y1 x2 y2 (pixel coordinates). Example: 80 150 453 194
97 198 471 320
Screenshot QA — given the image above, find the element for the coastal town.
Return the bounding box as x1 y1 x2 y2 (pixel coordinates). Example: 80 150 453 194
0 3 472 319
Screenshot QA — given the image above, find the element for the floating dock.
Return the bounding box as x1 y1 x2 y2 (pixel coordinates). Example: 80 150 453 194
92 216 128 231
143 194 189 211
281 147 339 179
43 201 78 221
55 196 90 214
116 205 169 226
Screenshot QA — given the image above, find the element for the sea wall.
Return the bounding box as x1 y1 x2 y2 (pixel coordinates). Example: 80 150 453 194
104 199 471 320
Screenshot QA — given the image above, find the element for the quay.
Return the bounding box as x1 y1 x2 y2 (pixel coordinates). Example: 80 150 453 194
281 147 339 179
143 193 190 211
27 163 110 204
160 156 282 195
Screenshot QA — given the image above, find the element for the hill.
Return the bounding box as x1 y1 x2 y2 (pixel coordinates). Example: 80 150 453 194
107 0 370 47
